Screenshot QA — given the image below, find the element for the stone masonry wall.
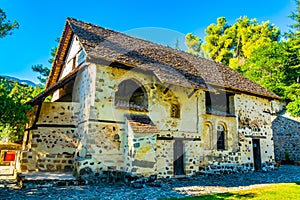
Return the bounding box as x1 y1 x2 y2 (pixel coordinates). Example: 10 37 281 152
77 64 277 179
273 116 300 161
235 94 275 168
19 102 80 172
45 63 277 182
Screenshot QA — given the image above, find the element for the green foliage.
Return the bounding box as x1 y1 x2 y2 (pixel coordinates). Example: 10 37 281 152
32 64 50 84
0 8 19 38
239 1 300 116
242 40 300 116
289 0 300 32
0 78 44 143
285 83 300 116
201 16 280 67
192 8 299 116
243 42 294 94
284 152 291 161
202 17 232 64
286 99 300 116
285 83 300 101
48 37 60 63
185 33 205 57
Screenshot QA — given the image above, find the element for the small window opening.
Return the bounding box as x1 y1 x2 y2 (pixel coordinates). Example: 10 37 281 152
250 124 259 132
217 124 226 150
206 91 235 115
170 104 180 118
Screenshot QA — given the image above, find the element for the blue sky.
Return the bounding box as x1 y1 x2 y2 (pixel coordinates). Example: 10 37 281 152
0 0 296 83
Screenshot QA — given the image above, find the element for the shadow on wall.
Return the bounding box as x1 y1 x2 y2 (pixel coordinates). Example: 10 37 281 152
272 113 300 162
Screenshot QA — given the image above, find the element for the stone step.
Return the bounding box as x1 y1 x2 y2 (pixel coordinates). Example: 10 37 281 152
17 171 84 188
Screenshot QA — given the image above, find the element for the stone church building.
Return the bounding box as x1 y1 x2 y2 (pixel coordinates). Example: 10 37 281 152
18 18 281 180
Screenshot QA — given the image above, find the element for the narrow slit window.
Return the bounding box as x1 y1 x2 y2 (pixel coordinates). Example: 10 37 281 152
217 124 226 150
170 104 180 118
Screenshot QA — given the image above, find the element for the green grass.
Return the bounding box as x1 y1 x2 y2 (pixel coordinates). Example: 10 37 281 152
162 183 300 200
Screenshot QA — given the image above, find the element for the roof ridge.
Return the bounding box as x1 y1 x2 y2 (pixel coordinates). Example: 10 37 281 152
67 17 201 58
47 18 280 100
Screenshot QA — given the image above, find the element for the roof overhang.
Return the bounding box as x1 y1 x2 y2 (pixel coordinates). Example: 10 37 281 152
46 21 74 89
28 64 88 106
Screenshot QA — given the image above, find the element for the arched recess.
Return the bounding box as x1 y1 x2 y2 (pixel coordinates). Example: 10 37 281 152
158 84 181 119
217 123 227 150
115 79 148 110
203 122 213 150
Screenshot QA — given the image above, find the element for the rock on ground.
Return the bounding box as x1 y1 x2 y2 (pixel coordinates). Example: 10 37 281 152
0 165 299 200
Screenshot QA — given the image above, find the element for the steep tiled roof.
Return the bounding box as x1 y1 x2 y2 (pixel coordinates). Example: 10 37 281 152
46 18 280 100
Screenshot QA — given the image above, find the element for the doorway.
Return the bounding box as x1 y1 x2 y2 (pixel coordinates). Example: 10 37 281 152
173 140 185 175
252 139 262 170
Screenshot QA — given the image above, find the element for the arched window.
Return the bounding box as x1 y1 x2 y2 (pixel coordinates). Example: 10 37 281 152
217 124 226 150
170 104 180 118
115 79 148 110
250 124 259 132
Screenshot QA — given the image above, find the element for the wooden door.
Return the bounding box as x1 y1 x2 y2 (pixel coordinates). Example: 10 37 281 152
173 140 185 175
252 139 262 170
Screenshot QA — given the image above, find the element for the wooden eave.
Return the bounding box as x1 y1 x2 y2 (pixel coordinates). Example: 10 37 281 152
28 64 87 106
45 21 74 89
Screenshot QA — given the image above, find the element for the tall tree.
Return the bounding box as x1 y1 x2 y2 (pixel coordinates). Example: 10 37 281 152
242 42 299 96
0 8 19 38
185 33 206 57
202 17 232 64
241 0 300 117
32 64 50 84
289 0 300 32
201 16 280 69
283 0 300 116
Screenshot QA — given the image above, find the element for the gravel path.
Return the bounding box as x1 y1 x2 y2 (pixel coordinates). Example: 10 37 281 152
0 165 299 200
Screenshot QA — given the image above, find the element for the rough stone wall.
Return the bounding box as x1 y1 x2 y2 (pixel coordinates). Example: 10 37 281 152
74 122 124 174
273 116 300 161
19 102 79 172
156 131 201 178
235 94 275 168
201 114 238 152
73 64 203 178
74 64 276 179
28 63 276 180
149 84 198 133
156 139 174 178
72 64 96 122
127 131 156 176
73 65 126 177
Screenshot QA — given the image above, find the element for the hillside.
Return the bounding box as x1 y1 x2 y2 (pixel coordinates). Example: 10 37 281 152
0 75 36 87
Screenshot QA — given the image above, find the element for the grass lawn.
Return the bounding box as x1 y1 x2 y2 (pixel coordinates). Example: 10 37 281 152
162 183 300 200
